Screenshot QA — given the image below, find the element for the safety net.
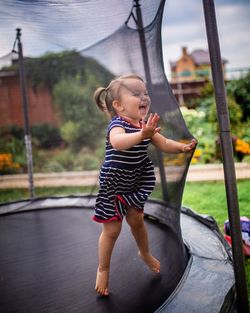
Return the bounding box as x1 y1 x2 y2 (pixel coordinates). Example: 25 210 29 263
0 0 194 211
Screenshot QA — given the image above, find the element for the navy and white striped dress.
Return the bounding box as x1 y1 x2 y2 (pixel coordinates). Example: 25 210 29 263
93 116 156 223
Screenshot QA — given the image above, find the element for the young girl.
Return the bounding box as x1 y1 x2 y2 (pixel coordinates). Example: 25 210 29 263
93 74 196 296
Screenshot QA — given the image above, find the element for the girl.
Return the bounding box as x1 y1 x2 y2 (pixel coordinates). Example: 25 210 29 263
93 74 196 296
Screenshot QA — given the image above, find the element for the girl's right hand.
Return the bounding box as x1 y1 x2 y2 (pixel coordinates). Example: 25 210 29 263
141 113 161 139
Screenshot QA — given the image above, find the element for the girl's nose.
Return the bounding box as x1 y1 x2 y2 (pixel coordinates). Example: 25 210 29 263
140 94 148 100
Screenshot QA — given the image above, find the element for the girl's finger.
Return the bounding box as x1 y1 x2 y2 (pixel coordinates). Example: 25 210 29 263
141 118 146 128
146 113 153 125
151 112 159 119
151 113 159 126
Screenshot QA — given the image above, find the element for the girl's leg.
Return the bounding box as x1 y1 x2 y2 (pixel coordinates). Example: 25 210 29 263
95 220 122 296
126 208 160 273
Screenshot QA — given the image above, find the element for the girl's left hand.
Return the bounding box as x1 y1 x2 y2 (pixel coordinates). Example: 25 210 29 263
141 113 161 139
182 139 197 152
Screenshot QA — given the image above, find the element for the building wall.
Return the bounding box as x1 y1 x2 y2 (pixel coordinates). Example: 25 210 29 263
0 73 58 127
173 53 197 82
0 75 20 126
170 80 207 107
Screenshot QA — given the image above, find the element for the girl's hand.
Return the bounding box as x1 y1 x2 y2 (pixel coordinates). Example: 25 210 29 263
141 113 161 139
182 139 197 152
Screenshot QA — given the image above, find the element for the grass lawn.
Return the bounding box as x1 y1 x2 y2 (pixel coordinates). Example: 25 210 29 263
183 180 250 227
0 179 249 305
152 179 250 229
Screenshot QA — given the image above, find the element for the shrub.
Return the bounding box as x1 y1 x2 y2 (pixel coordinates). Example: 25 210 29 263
31 124 62 149
0 126 26 173
43 161 65 173
60 121 79 146
208 97 243 135
234 138 250 161
51 149 75 171
180 107 216 164
73 151 101 170
0 153 21 174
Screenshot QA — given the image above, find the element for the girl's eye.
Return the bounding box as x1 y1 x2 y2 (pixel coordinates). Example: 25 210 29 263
133 93 141 97
133 92 149 97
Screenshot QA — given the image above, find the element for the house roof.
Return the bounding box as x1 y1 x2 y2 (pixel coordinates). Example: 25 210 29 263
170 48 227 70
191 49 210 65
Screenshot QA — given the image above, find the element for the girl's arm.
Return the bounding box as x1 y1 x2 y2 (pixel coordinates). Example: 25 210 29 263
151 132 197 153
109 127 144 150
109 113 197 152
110 113 161 150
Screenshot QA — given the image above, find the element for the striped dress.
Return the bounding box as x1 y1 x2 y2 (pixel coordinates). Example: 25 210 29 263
93 116 156 223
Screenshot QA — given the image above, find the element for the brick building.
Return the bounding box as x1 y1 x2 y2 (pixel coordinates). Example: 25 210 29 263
0 71 58 127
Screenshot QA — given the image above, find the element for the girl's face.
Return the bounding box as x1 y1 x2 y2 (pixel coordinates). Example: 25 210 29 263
114 78 151 125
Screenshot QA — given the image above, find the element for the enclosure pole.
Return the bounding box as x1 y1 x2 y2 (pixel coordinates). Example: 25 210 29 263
16 28 35 198
134 0 168 202
202 1 249 312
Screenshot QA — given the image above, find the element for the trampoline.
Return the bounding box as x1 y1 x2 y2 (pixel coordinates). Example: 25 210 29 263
0 196 235 313
0 0 246 311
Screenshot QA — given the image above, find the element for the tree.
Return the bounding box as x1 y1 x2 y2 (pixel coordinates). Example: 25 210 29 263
2 50 113 90
226 71 250 121
53 75 107 150
208 96 243 135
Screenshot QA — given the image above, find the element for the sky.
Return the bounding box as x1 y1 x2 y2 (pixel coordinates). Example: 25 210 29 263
0 0 249 77
161 0 250 76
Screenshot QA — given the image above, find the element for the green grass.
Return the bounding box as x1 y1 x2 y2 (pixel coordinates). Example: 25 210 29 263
0 180 249 305
150 180 250 228
183 180 250 228
0 186 97 203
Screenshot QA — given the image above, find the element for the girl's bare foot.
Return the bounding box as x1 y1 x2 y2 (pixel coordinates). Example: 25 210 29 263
95 267 109 296
138 251 160 273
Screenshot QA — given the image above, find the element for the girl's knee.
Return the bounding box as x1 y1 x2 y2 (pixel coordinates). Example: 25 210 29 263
126 210 144 230
103 221 122 239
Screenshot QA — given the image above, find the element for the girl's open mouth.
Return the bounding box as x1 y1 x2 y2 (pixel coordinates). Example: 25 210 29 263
139 104 148 114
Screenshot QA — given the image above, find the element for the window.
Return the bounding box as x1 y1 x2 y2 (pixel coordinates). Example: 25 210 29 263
181 70 191 77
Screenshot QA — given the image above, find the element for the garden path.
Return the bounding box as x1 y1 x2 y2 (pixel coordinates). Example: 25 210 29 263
0 163 249 189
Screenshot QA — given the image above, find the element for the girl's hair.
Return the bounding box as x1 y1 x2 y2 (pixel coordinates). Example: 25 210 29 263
94 74 144 117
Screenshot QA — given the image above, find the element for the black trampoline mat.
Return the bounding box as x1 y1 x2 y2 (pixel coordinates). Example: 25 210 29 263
0 207 187 313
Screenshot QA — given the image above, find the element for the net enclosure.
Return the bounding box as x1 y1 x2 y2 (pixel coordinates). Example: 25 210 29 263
0 1 236 312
